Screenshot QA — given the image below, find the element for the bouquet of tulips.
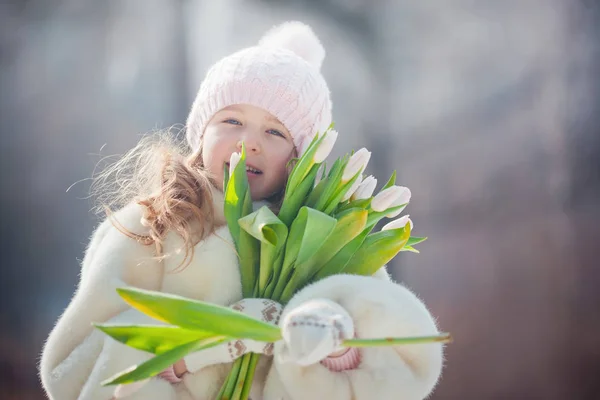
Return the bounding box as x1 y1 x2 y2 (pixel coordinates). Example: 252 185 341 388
96 127 451 399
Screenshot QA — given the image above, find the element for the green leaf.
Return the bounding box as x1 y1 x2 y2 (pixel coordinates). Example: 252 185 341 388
312 226 370 281
116 287 282 342
305 171 328 209
342 224 412 276
223 144 258 297
320 162 328 180
238 188 260 297
343 332 452 347
102 336 228 385
263 251 285 298
278 163 320 226
400 236 426 253
366 203 408 228
297 208 367 281
406 236 427 247
313 155 349 212
281 208 368 302
336 197 372 214
271 266 294 301
224 144 250 245
274 207 337 301
239 206 287 247
285 132 325 193
382 170 397 190
401 245 420 253
295 207 337 266
239 206 288 293
322 169 362 215
93 324 213 355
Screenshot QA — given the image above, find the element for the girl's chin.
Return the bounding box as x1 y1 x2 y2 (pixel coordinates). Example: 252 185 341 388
248 186 264 201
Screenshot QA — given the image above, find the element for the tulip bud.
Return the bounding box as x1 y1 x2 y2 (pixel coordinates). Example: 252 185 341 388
371 186 410 212
342 148 371 182
313 130 338 163
351 175 377 201
386 186 412 217
229 152 241 177
341 174 363 202
382 215 413 231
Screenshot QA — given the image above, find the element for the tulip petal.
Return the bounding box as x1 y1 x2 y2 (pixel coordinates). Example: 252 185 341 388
371 185 404 212
341 174 363 201
386 186 411 217
313 130 338 163
351 175 377 201
382 215 413 231
229 152 241 177
342 148 371 182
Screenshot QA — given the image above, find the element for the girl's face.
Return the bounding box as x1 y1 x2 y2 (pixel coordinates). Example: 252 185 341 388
202 104 296 200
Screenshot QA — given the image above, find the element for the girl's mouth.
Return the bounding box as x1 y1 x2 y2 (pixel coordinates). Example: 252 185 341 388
226 163 263 175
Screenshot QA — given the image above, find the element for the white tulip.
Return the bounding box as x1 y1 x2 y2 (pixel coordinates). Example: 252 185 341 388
370 185 410 212
341 174 363 202
382 215 413 231
313 130 338 163
351 175 377 201
386 186 412 217
341 148 371 182
229 152 241 177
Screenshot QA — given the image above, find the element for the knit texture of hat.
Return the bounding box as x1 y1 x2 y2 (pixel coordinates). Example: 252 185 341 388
186 21 332 154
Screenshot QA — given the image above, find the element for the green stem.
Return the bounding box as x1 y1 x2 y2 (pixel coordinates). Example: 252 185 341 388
263 276 277 298
220 358 242 399
343 333 452 347
271 268 293 301
279 279 298 304
240 353 260 400
231 354 252 400
216 377 227 399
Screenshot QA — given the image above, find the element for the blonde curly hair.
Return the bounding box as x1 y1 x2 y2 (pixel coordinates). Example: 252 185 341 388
90 127 216 271
90 126 292 272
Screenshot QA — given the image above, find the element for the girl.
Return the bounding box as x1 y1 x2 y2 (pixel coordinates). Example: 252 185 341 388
39 22 444 400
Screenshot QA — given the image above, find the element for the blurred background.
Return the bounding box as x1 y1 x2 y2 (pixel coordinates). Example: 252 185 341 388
2 0 599 398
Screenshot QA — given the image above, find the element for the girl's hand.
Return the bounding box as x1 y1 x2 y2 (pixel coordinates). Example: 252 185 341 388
173 358 188 378
277 298 354 366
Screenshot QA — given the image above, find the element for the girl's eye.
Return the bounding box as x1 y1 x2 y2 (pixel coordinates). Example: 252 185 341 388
224 118 242 126
268 129 285 138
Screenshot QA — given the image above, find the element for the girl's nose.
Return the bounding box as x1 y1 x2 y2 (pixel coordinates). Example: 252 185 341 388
236 133 261 154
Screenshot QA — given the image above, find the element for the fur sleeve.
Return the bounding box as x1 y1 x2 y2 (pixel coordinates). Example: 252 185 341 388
264 269 444 400
39 204 166 399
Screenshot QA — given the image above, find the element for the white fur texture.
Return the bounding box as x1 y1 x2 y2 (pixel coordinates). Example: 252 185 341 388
39 189 242 399
259 21 325 69
266 273 444 400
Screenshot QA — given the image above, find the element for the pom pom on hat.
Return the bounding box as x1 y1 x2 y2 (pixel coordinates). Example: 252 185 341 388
259 21 325 70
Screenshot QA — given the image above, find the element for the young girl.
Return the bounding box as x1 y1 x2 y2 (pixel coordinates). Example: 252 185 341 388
39 22 444 400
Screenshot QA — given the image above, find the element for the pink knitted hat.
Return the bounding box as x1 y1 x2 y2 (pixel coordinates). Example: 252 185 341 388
186 21 332 155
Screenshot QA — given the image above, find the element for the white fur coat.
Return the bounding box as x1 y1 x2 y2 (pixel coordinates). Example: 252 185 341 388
39 189 444 400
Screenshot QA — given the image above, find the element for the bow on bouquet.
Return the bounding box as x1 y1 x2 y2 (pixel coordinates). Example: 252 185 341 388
95 127 452 399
